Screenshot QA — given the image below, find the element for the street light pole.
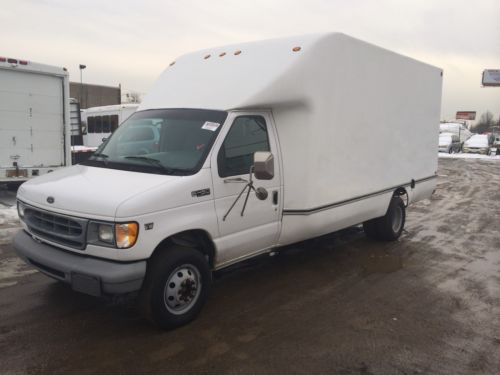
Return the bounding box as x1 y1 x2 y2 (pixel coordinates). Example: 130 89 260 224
79 64 86 108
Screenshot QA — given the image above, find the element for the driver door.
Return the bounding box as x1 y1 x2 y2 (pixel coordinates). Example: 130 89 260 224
211 111 282 266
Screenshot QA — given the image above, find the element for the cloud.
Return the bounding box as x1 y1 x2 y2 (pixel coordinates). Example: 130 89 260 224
2 0 499 119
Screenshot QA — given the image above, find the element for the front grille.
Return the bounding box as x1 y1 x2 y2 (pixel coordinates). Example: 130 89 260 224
24 206 88 249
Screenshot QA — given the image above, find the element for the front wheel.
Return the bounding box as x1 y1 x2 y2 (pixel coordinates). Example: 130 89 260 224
363 196 406 241
139 245 211 330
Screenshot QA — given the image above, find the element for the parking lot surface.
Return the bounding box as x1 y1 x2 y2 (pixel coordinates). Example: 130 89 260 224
1 158 499 374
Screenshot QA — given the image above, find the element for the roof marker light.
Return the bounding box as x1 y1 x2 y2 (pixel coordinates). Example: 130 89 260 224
204 54 211 59
234 50 241 56
292 46 301 52
0 57 6 62
19 60 28 65
219 52 226 57
7 58 17 64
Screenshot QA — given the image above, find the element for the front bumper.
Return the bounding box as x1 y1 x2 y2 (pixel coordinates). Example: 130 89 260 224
14 230 146 296
463 148 488 154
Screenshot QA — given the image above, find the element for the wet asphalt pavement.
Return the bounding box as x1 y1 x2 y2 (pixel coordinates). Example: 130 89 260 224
0 158 499 374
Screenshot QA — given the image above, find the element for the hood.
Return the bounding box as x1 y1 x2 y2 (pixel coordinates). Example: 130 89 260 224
17 165 179 218
438 136 451 147
464 136 488 148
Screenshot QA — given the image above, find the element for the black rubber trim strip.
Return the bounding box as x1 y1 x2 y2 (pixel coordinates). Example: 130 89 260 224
282 175 437 216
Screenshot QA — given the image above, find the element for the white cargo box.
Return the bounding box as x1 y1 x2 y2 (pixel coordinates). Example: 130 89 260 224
142 33 442 217
0 57 70 182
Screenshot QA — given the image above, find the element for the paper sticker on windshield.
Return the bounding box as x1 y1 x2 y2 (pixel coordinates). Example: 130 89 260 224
201 122 220 131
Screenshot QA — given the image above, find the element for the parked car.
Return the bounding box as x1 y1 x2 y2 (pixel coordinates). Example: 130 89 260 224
491 132 500 155
462 134 492 155
13 33 442 329
438 133 461 153
439 122 472 144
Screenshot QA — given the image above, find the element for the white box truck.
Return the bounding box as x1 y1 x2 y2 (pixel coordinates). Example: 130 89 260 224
14 33 442 329
0 56 71 185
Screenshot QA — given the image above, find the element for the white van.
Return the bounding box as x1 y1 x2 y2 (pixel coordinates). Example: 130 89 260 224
82 104 138 148
14 33 442 329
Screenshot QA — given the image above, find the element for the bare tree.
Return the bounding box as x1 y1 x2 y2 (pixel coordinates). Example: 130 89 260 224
125 91 142 103
473 111 495 133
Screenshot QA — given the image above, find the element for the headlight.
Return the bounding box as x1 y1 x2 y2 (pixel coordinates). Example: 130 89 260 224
98 224 114 243
87 222 115 247
87 221 138 248
17 201 25 220
115 222 138 249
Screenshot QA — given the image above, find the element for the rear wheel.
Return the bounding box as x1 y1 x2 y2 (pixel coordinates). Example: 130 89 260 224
363 196 406 241
139 245 211 330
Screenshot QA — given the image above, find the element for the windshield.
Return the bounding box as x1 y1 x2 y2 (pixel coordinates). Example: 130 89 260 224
81 109 227 175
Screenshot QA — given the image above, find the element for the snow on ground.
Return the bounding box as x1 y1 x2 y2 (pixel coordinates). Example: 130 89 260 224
0 206 19 227
439 153 500 161
0 203 32 287
0 257 37 288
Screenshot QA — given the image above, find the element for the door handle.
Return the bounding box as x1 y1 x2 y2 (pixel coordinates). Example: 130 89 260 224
272 190 278 205
224 177 248 183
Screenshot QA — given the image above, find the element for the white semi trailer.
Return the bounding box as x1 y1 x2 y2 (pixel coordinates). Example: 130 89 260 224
0 56 71 184
14 33 442 329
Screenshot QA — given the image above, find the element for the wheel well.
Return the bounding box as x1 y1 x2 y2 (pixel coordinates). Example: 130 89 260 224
151 230 216 268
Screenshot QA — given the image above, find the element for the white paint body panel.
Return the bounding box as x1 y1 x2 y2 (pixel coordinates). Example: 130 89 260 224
17 33 441 269
0 60 70 182
141 32 442 212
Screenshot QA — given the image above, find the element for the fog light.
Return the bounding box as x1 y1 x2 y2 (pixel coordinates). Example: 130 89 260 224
115 222 138 248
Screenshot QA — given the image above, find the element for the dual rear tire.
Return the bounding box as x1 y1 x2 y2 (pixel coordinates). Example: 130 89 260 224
363 196 405 241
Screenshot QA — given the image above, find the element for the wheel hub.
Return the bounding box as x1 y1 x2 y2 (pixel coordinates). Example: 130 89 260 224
392 205 403 233
164 265 201 315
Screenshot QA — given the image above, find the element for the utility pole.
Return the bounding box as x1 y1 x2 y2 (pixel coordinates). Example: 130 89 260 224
79 64 86 108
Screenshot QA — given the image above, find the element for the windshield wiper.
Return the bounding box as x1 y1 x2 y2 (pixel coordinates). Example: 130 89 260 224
123 156 186 175
87 152 109 165
90 152 109 159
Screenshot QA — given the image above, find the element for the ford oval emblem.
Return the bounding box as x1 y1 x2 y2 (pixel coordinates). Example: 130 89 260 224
47 196 55 204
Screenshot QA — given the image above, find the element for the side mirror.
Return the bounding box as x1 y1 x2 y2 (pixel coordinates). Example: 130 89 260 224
253 151 274 180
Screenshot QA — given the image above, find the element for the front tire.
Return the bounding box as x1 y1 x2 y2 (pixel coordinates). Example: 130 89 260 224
139 245 211 330
363 196 406 241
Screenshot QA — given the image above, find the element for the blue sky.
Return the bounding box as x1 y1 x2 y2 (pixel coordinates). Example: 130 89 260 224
2 0 499 121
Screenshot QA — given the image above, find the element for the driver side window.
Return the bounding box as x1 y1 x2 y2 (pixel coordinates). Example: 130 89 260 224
218 116 270 177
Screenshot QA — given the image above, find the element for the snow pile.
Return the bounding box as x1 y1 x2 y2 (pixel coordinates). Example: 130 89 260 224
71 145 98 152
0 207 19 227
439 153 500 161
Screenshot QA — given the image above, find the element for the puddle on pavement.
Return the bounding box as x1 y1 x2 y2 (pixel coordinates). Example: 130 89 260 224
359 250 403 276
